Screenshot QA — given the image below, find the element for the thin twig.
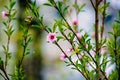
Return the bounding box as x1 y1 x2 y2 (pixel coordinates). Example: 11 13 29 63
2 69 10 80
0 72 7 80
19 24 30 67
89 0 96 10
98 0 104 5
94 0 101 79
52 0 97 66
55 42 88 80
5 3 12 70
100 0 106 41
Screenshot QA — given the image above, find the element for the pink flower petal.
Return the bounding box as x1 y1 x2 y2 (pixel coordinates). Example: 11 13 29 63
67 48 73 53
90 50 96 57
78 54 83 59
2 11 7 19
100 47 107 54
47 33 56 43
60 54 67 60
72 19 78 25
76 33 82 39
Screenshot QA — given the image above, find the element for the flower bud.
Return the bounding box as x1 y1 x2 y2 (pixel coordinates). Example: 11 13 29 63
2 11 8 19
72 19 78 26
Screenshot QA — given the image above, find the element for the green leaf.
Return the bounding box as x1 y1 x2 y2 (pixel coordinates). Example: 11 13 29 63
115 20 120 23
75 60 83 70
98 2 110 13
89 70 96 80
26 37 32 45
11 10 17 17
3 21 8 26
10 1 16 9
63 6 69 14
8 52 12 59
70 33 75 42
4 30 8 36
56 36 65 42
0 58 4 70
108 70 118 80
25 52 30 55
57 1 63 12
31 25 41 29
78 3 86 12
78 64 84 71
71 67 77 70
4 5 9 10
48 0 55 5
47 28 52 32
53 23 57 32
66 63 71 66
33 0 36 6
2 45 6 51
43 3 53 7
10 29 15 35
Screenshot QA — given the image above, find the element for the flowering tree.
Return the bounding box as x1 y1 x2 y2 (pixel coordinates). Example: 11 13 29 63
1 0 120 80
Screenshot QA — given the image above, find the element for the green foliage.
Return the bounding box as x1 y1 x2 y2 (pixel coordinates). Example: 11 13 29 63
0 57 4 70
57 1 69 15
1 0 120 80
10 66 26 80
108 70 118 80
107 11 120 80
98 2 110 14
10 0 16 9
44 0 69 17
73 3 86 13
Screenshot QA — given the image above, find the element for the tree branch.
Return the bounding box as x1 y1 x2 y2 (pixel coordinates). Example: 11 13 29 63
55 42 88 80
89 0 96 10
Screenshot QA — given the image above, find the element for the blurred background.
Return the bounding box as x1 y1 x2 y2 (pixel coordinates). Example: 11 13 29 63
0 0 120 80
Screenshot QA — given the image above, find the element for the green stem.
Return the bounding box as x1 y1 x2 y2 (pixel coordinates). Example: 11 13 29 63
19 24 30 67
100 0 106 41
95 0 101 79
5 0 12 70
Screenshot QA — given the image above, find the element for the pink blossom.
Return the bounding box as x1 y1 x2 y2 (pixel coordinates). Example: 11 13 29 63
100 47 107 54
78 54 83 59
83 44 88 49
76 32 82 39
67 48 73 53
72 19 78 25
90 50 96 57
60 54 67 60
47 33 56 43
2 11 7 19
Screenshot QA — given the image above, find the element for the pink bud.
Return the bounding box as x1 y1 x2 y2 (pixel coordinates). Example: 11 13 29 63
2 11 7 19
100 47 107 54
85 44 88 48
60 54 67 60
67 48 73 53
76 33 82 39
90 50 96 57
72 19 78 25
78 54 83 59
